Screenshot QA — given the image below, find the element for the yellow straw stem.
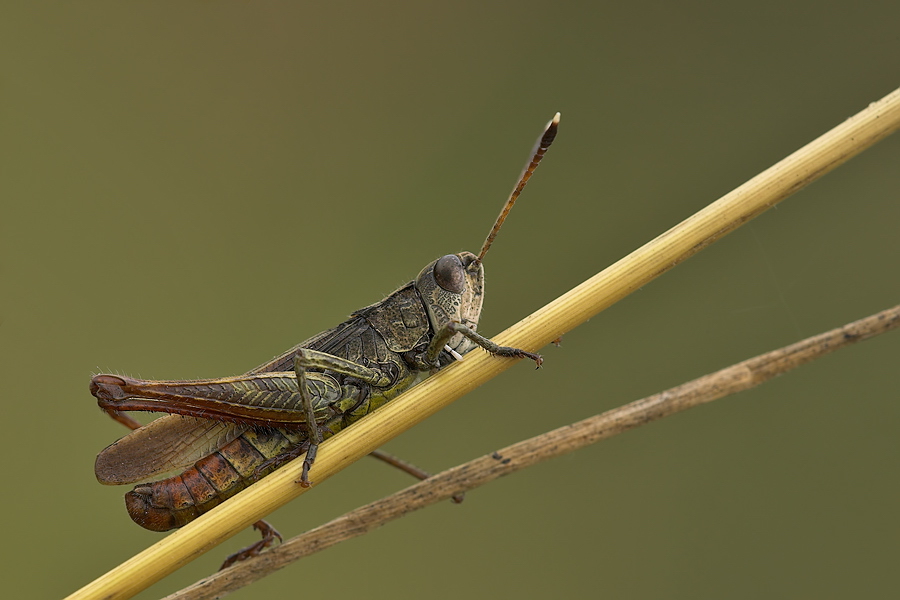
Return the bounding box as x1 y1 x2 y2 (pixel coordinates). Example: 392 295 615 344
67 86 900 600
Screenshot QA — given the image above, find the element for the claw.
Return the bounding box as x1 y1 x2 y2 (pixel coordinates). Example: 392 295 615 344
220 520 283 569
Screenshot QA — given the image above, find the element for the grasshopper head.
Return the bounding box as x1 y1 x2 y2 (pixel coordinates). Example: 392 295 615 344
415 251 485 355
413 114 560 359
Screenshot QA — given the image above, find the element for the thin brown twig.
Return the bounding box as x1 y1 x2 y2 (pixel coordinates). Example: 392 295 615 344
164 305 900 600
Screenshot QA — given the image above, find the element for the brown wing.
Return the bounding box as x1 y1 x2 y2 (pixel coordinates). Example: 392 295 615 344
94 322 312 484
95 415 247 485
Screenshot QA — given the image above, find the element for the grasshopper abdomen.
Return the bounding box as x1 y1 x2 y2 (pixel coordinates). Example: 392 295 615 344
124 427 305 531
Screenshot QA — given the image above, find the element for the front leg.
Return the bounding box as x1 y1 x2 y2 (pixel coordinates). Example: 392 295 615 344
425 321 543 368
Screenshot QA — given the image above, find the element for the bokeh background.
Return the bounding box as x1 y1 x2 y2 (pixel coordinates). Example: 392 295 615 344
3 2 898 599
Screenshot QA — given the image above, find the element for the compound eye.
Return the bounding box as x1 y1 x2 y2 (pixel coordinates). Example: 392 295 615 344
433 254 466 293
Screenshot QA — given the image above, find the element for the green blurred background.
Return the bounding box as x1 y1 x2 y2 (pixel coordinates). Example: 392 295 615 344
2 2 898 599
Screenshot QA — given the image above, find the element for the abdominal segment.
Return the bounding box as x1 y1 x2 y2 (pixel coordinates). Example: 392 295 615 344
125 427 306 531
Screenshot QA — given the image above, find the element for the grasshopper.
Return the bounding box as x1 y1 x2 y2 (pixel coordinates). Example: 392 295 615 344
91 113 560 562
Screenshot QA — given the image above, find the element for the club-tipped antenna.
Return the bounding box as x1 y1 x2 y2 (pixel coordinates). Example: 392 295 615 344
476 112 560 263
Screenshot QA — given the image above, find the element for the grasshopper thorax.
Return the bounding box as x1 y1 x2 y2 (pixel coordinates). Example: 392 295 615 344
415 251 485 355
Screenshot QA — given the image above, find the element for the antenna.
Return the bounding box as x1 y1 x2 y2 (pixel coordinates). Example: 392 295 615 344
477 112 560 263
